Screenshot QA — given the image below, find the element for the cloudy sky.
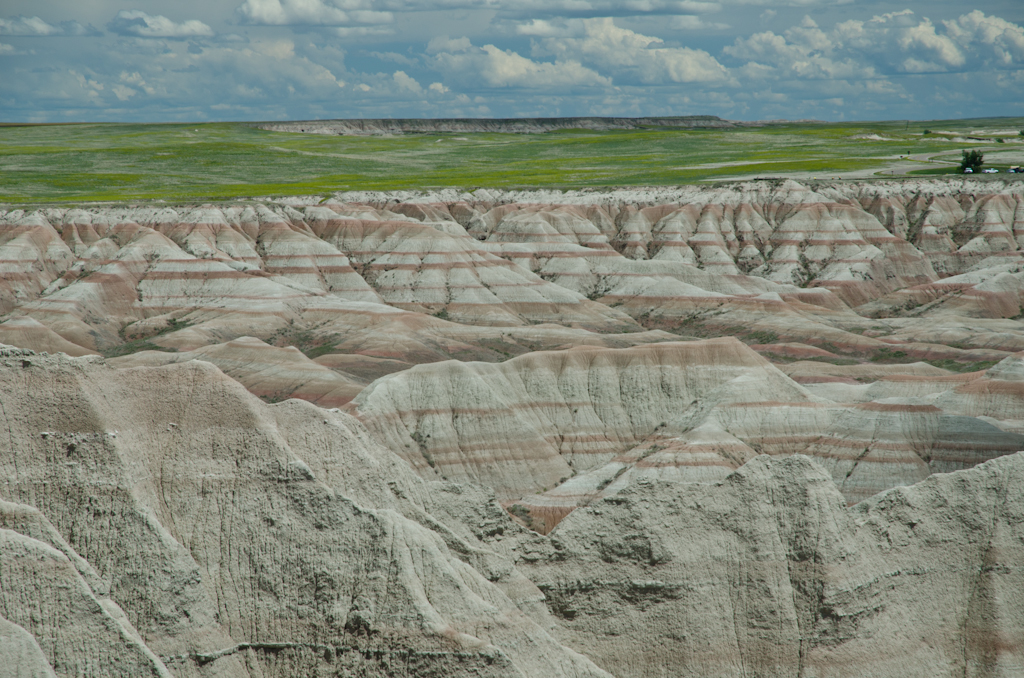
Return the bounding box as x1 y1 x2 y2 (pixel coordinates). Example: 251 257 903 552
1 0 1022 123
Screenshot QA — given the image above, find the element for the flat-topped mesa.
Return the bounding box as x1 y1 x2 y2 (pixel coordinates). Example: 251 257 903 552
257 116 740 135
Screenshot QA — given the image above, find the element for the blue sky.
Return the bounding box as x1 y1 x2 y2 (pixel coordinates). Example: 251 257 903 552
1 0 1022 122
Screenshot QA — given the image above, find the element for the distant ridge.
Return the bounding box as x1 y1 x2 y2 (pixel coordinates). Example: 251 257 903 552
256 116 815 135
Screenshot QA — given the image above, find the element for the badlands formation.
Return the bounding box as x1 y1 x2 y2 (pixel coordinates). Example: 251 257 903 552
2 178 1024 676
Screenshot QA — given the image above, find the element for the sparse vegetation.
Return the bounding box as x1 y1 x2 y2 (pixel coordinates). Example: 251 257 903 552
106 316 192 357
3 116 1023 202
596 466 630 492
507 503 534 528
102 340 178 358
743 330 779 344
870 347 910 363
925 359 999 373
268 326 339 358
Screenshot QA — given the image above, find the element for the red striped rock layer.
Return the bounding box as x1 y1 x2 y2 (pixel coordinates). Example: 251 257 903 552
0 203 638 354
109 336 365 408
351 339 1024 515
373 183 1024 356
4 182 1024 365
351 338 809 497
782 353 1024 429
302 207 636 331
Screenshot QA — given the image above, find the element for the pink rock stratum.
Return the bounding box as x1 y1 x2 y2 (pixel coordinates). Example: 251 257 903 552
2 179 1024 676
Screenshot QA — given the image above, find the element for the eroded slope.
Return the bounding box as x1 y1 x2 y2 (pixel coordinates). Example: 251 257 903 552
0 348 610 678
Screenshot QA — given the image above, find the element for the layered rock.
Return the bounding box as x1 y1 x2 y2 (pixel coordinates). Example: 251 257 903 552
516 452 1024 678
0 350 611 678
110 336 365 407
4 175 1024 678
4 181 1024 370
351 339 1024 523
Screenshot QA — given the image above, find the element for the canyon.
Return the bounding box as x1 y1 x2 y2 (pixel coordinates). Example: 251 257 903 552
2 177 1024 676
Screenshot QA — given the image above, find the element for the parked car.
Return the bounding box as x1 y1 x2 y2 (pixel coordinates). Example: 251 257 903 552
964 168 974 173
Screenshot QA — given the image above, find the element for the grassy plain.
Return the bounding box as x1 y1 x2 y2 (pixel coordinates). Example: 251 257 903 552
1 117 1023 203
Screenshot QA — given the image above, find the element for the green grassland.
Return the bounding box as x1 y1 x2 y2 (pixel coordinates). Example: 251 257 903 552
1 117 1023 203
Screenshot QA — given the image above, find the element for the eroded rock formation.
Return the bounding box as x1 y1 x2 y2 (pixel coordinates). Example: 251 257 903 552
3 178 1024 676
0 349 610 678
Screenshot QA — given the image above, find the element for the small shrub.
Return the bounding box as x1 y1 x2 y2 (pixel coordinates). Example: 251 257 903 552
507 503 533 528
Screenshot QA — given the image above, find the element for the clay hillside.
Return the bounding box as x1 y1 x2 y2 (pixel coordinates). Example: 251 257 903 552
2 178 1024 676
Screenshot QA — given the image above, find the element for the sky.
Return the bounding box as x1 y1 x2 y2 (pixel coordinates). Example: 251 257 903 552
1 1 1023 123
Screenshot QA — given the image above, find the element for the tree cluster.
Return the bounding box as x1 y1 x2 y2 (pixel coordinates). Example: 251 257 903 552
960 150 984 173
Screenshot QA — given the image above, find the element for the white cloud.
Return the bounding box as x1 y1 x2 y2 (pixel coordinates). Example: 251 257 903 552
355 0 839 17
112 84 136 100
0 16 59 36
369 51 418 66
725 11 975 80
0 16 96 36
516 20 570 37
3 2 1022 124
429 37 610 88
827 10 1012 74
414 0 724 16
427 36 473 54
536 18 731 84
670 15 729 30
236 0 392 26
392 70 422 92
107 11 214 38
725 25 874 80
252 38 296 59
120 71 156 95
945 10 1024 66
897 18 964 70
333 26 394 37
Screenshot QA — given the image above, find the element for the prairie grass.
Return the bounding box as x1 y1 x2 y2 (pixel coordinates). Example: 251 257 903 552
2 117 1023 202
